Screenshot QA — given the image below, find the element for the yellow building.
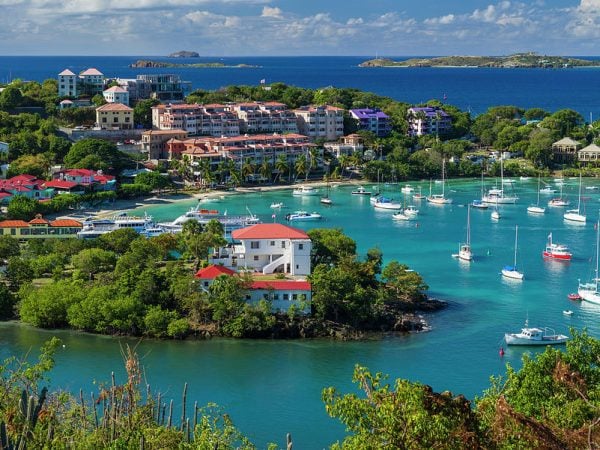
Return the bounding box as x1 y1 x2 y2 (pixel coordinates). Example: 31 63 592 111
0 215 82 239
96 103 134 130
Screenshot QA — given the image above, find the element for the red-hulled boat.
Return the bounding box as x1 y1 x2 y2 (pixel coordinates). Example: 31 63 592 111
568 293 581 301
543 233 572 261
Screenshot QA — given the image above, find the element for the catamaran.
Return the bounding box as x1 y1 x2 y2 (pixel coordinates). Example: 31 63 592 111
482 158 518 204
502 225 523 280
577 218 600 304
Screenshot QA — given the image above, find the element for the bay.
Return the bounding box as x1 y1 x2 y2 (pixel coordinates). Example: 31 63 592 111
2 178 600 449
2 55 600 117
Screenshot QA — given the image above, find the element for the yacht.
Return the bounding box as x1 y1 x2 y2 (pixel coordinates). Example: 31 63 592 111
78 213 162 239
351 186 372 195
292 185 319 196
372 196 402 210
504 321 568 346
285 211 322 221
159 205 260 234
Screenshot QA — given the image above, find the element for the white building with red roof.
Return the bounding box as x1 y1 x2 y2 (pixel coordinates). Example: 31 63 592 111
195 264 311 313
211 223 312 276
52 169 116 192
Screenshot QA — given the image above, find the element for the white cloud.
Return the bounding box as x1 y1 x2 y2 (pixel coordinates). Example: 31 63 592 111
567 0 600 37
346 17 363 26
261 6 282 19
471 5 497 23
424 14 455 25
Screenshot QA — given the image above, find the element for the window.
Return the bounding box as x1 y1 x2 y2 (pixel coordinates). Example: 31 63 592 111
253 255 259 261
296 265 299 269
273 294 279 300
203 281 209 287
245 294 251 300
281 241 286 248
283 294 289 300
298 244 304 250
292 294 298 300
250 241 260 249
263 293 269 300
270 241 275 246
113 117 119 123
102 118 107 123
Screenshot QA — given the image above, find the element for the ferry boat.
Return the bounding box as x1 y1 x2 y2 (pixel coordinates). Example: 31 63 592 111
285 211 322 221
292 185 319 196
159 205 260 234
542 233 572 260
77 213 162 239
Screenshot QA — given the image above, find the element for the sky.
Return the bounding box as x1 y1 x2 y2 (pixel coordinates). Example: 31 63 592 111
0 0 599 56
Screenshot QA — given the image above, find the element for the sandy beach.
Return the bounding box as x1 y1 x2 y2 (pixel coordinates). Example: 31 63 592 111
56 179 362 221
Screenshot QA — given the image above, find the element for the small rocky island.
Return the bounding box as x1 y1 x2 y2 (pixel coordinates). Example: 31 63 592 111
130 59 258 69
359 52 600 68
168 50 199 58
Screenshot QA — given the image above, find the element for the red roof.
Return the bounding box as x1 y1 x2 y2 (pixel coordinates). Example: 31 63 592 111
232 224 309 240
194 264 236 279
50 219 82 227
43 180 79 189
0 192 11 198
250 281 311 291
0 220 30 228
29 218 49 225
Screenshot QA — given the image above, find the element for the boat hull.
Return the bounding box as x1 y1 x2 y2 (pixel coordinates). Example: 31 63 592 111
564 212 586 223
504 334 568 345
578 287 600 305
543 251 571 260
482 195 518 204
502 269 523 280
527 206 545 214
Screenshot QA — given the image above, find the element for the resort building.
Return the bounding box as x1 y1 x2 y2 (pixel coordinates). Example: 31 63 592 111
167 133 319 177
109 78 152 103
195 264 311 313
0 215 82 239
95 103 134 130
350 108 391 137
151 103 241 137
0 175 54 204
142 130 189 160
103 86 130 105
58 69 78 97
135 74 191 102
324 134 364 158
552 137 582 165
230 102 298 134
578 143 600 166
293 105 345 141
407 106 452 137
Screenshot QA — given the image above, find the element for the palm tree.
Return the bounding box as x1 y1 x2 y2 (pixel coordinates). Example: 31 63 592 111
259 160 272 183
275 154 289 182
180 155 192 182
306 148 319 181
338 155 349 178
198 159 212 188
294 154 307 182
241 158 256 183
229 168 242 187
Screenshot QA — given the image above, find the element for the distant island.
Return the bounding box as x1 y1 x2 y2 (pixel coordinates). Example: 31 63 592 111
168 50 199 58
359 52 600 68
129 59 259 69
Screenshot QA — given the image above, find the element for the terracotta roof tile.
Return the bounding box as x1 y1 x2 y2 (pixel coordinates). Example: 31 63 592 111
232 224 309 240
0 220 30 228
195 264 236 279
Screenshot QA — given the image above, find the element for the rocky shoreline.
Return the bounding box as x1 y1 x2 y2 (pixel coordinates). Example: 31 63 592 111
130 59 258 69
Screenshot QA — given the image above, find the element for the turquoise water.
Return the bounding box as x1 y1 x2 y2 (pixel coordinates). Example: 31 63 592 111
2 178 600 449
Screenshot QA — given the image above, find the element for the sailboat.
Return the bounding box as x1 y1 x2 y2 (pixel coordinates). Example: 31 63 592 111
320 178 333 205
548 180 570 207
502 225 523 280
472 172 489 209
527 175 546 214
564 173 586 223
456 205 473 261
578 218 600 304
413 186 425 200
482 158 518 204
426 159 452 204
491 197 501 220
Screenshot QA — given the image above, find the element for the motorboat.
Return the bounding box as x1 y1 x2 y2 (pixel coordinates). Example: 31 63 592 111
401 184 414 194
373 196 402 210
502 225 523 280
542 233 572 260
292 185 319 196
392 211 410 221
404 205 419 216
585 186 598 191
519 176 531 181
540 186 557 194
563 310 574 316
270 202 284 209
567 293 582 301
285 211 322 221
471 199 488 209
548 198 570 207
504 321 569 346
351 186 371 195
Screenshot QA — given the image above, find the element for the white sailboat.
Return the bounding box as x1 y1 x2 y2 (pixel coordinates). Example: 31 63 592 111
548 181 570 207
527 175 546 214
577 218 600 304
502 225 524 280
457 205 473 261
482 158 518 204
426 159 453 204
564 173 586 223
491 197 501 220
472 172 489 209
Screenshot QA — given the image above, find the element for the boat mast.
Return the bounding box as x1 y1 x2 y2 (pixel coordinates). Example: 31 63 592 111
577 172 582 213
466 204 471 246
514 225 518 268
595 218 599 292
442 158 445 197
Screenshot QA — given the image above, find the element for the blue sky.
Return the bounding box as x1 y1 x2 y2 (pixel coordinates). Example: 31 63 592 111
0 0 598 56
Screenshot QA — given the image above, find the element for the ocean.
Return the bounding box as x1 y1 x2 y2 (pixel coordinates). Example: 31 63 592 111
2 55 600 118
